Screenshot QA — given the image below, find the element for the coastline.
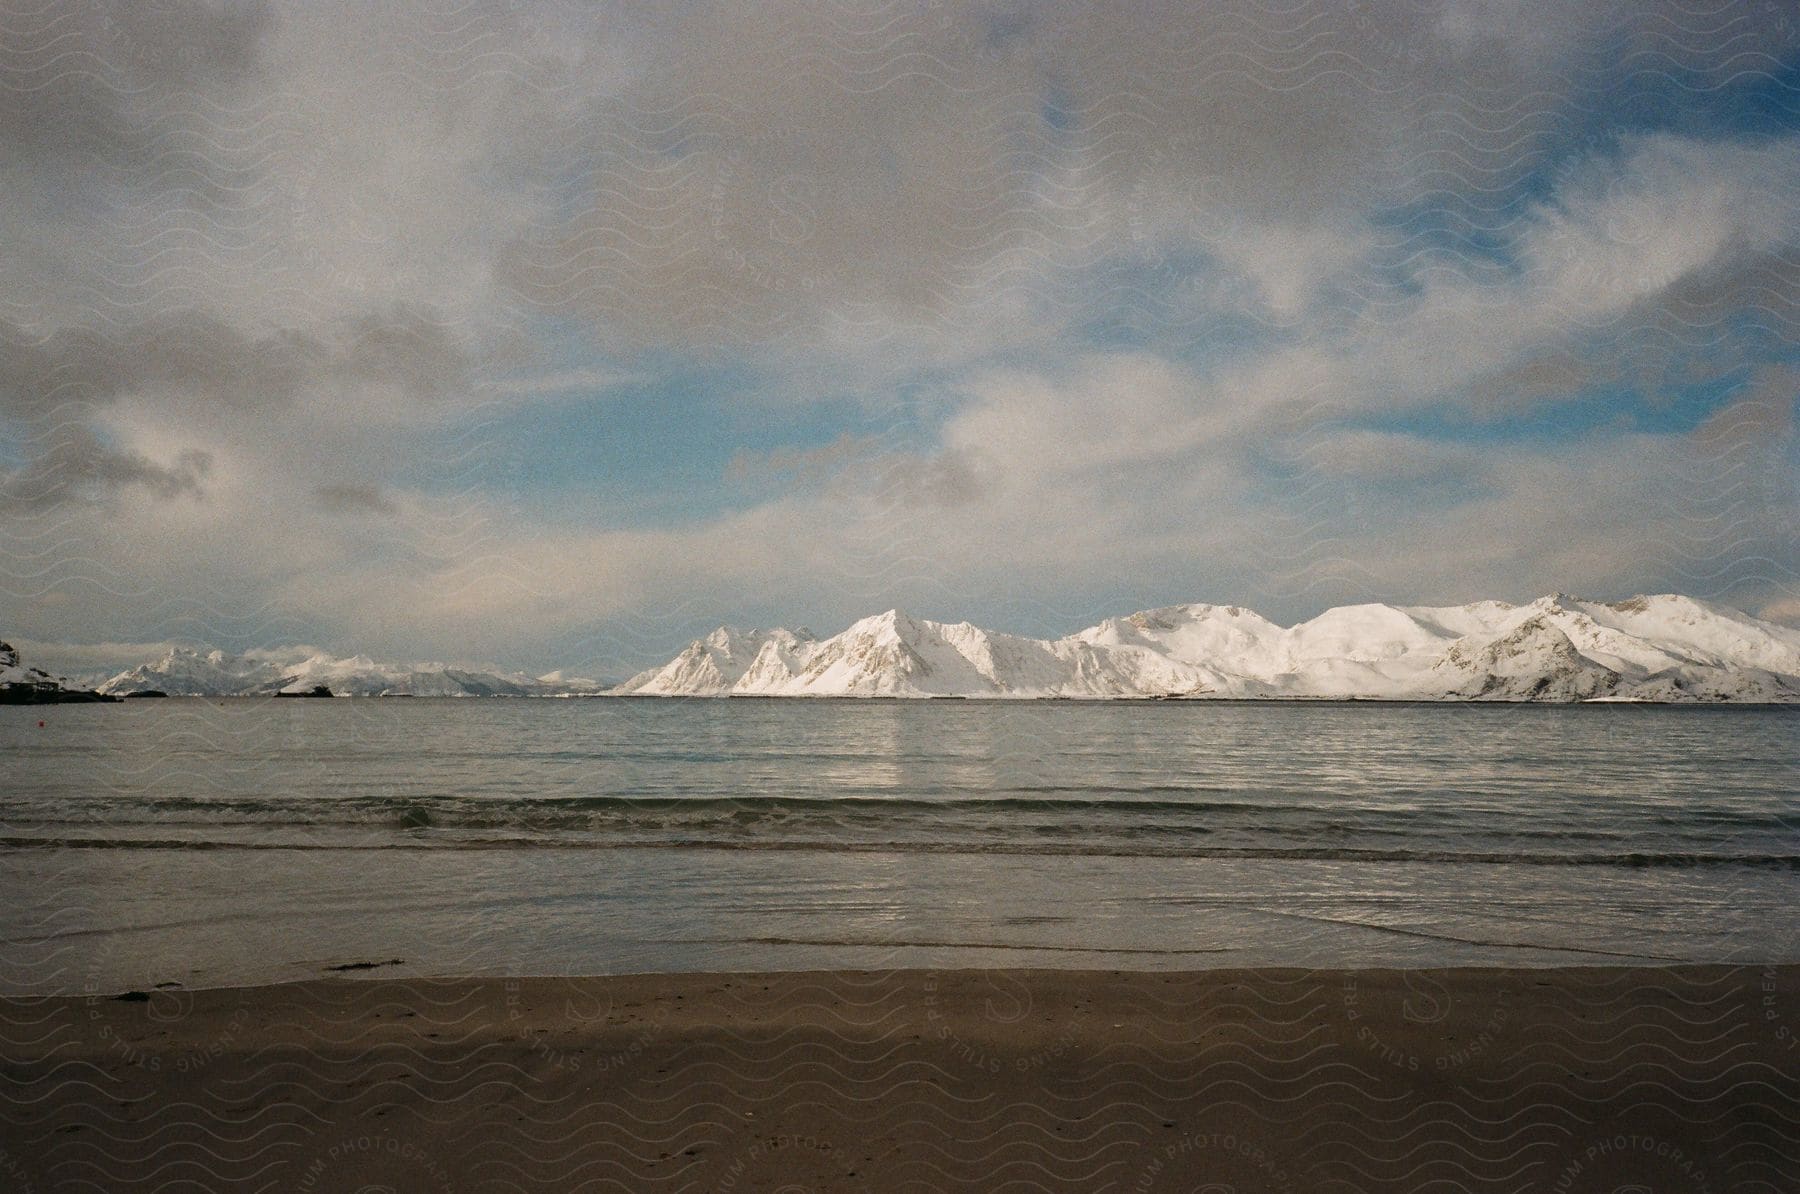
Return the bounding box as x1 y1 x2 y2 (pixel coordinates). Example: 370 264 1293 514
6 964 1796 1191
26 691 1800 702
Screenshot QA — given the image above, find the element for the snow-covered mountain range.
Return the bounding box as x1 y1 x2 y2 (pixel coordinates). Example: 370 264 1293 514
98 647 603 698
15 593 1795 701
615 594 1800 702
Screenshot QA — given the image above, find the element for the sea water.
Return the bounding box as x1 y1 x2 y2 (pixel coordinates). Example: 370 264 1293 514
2 699 1795 992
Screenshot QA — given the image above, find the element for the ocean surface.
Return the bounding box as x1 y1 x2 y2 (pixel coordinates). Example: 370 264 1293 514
2 699 1795 993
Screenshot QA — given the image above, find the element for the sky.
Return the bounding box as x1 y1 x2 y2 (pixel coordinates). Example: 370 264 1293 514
2 0 1798 678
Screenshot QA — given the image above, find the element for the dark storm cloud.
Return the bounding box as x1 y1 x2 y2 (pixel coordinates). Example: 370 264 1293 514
0 307 470 420
0 314 314 418
9 0 1795 357
333 309 472 402
0 426 211 510
494 0 1800 353
0 0 273 161
0 305 470 512
314 482 397 516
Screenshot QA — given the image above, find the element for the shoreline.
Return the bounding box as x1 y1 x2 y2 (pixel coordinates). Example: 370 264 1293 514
6 964 1796 1191
34 957 1800 998
19 692 1800 703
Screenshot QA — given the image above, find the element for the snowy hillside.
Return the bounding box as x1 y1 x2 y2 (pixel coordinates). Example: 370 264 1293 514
0 642 117 703
99 647 604 698
614 594 1800 702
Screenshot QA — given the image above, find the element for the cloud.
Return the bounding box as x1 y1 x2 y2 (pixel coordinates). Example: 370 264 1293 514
0 0 273 164
0 306 473 421
3 2 1797 669
940 355 1220 484
0 306 477 516
314 482 396 516
1 427 211 510
6 635 336 684
1521 136 1800 323
0 315 314 420
8 637 186 683
1164 133 1800 440
496 0 1756 359
1302 431 1488 490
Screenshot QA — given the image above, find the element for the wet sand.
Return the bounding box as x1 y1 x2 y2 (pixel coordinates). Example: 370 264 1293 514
3 965 1797 1191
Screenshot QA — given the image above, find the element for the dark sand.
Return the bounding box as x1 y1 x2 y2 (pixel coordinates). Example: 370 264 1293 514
4 966 1797 1191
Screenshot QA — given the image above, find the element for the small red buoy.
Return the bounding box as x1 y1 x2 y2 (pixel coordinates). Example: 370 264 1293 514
38 720 46 728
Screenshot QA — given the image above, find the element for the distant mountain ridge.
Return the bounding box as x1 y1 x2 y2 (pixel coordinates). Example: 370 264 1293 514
98 647 604 698
0 641 116 703
22 593 1798 701
615 594 1800 702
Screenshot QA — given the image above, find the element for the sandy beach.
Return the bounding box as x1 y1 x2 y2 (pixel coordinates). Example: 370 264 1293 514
4 964 1796 1191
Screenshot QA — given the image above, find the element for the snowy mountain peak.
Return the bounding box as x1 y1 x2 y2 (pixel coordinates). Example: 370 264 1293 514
1436 612 1623 700
700 625 754 653
1527 591 1591 617
845 609 921 640
1126 602 1259 629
